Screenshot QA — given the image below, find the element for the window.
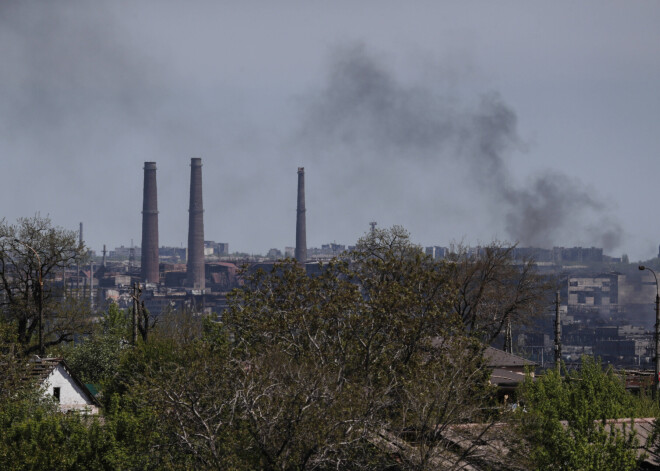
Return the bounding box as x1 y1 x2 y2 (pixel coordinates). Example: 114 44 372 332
53 387 61 402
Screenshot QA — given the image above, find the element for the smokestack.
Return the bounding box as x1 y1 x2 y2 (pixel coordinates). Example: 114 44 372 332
141 162 159 283
187 157 205 290
295 167 307 264
79 222 83 246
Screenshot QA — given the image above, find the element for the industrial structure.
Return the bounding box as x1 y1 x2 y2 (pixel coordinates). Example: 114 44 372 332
140 162 159 284
295 167 307 264
66 157 660 373
186 157 205 290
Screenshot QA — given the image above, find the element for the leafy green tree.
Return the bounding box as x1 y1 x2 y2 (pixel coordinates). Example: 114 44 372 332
63 303 130 385
0 320 32 402
99 332 251 470
518 356 646 471
0 389 157 471
0 303 162 470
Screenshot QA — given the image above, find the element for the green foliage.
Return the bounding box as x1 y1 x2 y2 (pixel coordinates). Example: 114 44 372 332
101 302 131 338
95 226 499 469
0 226 551 470
64 336 124 385
518 357 645 471
220 227 495 469
0 321 32 402
63 303 129 385
101 335 255 469
0 308 157 470
0 391 160 470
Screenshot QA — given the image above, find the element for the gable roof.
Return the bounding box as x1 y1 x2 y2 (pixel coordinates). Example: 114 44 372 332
30 357 101 407
429 337 537 369
484 346 536 368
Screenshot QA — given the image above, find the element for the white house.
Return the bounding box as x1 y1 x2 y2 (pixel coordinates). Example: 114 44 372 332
31 357 100 415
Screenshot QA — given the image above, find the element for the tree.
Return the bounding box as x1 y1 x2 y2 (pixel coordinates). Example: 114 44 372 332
47 226 541 470
448 243 550 345
130 337 251 469
101 227 505 470
0 216 89 355
221 227 502 470
63 303 130 385
0 377 151 471
0 320 32 403
96 322 253 470
517 357 651 471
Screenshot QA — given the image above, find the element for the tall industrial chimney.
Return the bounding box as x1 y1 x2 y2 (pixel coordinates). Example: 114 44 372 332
187 157 205 290
295 167 307 264
141 162 159 283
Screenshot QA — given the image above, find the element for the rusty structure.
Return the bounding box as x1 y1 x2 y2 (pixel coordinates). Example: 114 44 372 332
186 157 205 290
295 167 307 264
140 162 159 283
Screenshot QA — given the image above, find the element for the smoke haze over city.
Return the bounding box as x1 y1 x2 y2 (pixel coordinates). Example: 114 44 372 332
1 1 659 260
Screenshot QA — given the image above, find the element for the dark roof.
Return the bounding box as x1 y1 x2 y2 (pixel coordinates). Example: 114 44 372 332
484 346 536 368
490 368 527 386
29 357 62 382
207 262 238 269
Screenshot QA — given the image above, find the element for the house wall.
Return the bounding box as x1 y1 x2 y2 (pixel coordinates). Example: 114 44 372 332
44 365 98 414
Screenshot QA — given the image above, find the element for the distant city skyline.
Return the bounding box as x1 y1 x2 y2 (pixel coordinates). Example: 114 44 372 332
1 2 659 261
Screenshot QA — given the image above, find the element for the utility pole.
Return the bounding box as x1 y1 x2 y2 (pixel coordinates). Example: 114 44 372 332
503 317 513 354
639 266 660 400
655 291 659 400
554 290 561 368
132 282 140 345
37 262 43 356
89 262 94 311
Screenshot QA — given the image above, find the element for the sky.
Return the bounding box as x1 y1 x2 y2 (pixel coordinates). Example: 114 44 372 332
1 1 659 261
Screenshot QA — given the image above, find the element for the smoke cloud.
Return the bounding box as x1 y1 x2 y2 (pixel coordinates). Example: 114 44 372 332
297 44 622 251
0 2 637 256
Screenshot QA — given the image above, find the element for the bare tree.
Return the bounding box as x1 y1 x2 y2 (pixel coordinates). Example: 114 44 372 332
448 243 551 345
136 343 244 469
129 282 156 344
0 215 89 355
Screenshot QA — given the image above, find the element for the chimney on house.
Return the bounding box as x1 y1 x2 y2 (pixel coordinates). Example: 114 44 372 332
295 167 307 264
141 162 159 283
187 158 205 290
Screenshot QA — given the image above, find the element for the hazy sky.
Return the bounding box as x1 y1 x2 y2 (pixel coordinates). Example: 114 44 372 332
1 1 659 260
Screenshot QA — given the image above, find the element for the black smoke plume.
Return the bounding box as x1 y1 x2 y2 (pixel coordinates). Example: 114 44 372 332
298 44 622 251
